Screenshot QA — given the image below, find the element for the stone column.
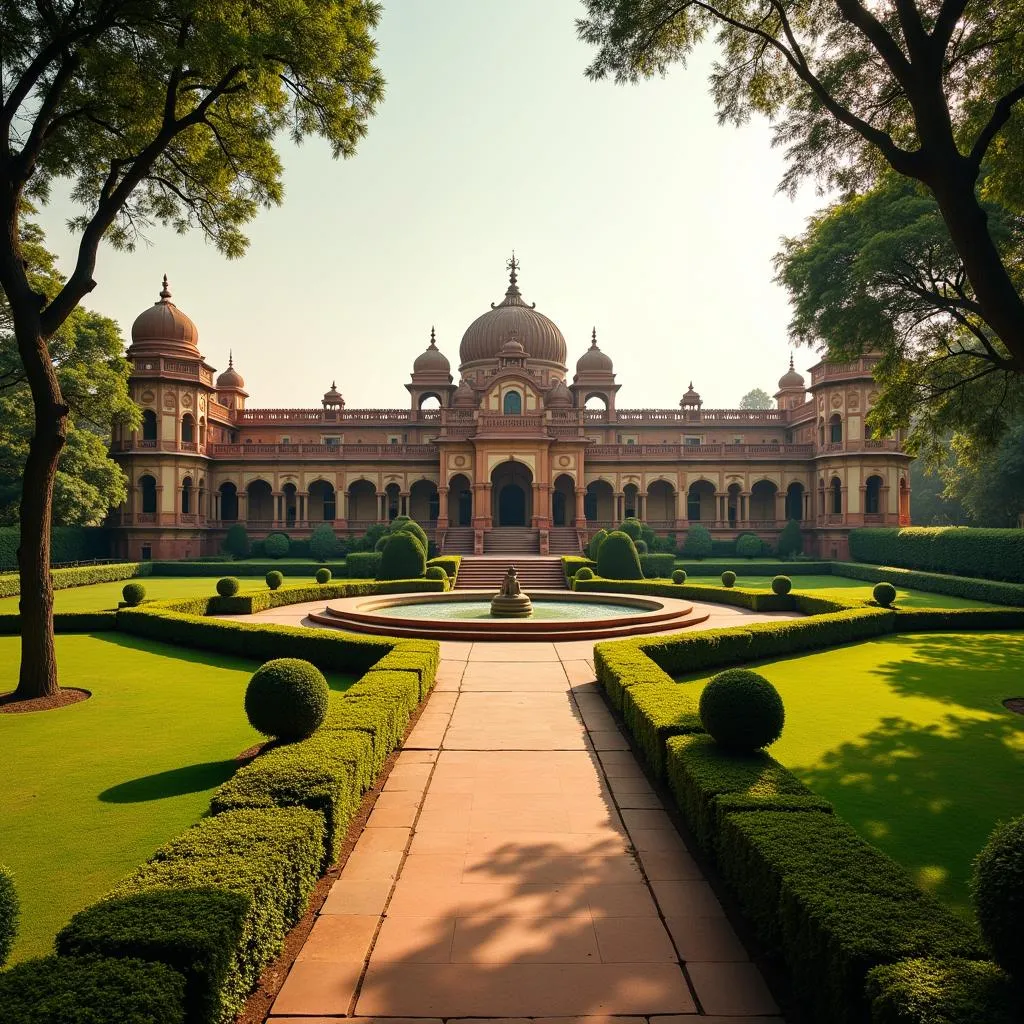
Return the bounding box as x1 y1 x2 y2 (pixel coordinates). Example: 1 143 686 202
574 487 586 526
615 493 624 522
238 490 247 524
637 494 645 521
298 492 307 526
739 492 750 526
400 492 409 517
437 486 450 530
775 490 787 525
213 490 220 521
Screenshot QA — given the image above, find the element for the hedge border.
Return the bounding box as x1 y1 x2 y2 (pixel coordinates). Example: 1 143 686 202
0 560 147 599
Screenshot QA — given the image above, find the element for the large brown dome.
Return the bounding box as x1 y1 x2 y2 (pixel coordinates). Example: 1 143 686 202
129 276 199 358
459 258 567 368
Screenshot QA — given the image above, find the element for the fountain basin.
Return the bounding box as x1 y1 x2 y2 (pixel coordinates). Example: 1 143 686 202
307 589 709 641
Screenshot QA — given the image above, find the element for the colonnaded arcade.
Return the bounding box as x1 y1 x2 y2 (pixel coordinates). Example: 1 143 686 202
109 258 912 560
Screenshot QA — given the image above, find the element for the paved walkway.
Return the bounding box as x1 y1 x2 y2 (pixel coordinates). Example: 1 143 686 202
268 641 786 1023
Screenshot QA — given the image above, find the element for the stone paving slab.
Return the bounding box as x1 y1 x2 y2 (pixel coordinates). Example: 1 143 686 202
268 640 784 1021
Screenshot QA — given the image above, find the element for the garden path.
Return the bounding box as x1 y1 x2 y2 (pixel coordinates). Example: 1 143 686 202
266 640 788 1023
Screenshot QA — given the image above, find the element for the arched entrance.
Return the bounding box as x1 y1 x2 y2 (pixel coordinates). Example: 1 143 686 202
448 474 472 526
552 474 575 527
491 462 533 527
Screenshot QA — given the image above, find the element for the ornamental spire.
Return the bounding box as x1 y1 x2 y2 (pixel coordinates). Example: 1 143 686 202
789 352 795 371
228 349 234 368
429 325 437 348
591 327 598 347
159 274 171 302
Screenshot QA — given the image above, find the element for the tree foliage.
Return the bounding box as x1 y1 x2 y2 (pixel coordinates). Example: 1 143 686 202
740 388 772 409
578 0 1024 368
940 413 1024 526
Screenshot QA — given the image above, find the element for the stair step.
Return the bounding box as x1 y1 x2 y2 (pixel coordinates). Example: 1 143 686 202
455 555 567 591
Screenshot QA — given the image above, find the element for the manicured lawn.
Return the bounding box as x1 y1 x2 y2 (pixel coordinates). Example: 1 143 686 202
684 573 998 608
0 575 268 613
0 633 356 963
674 631 1024 915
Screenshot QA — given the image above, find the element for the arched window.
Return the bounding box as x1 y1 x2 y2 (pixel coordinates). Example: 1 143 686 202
199 416 206 446
865 475 883 515
829 414 843 444
219 482 238 521
503 390 522 415
181 476 193 514
139 475 157 515
142 409 157 441
181 414 195 443
830 477 843 515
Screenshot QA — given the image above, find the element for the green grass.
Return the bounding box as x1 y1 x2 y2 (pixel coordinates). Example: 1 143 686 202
0 633 356 963
0 576 268 613
674 631 1024 915
682 574 998 608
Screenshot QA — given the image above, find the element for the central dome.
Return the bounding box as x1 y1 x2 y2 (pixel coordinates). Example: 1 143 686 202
459 257 567 368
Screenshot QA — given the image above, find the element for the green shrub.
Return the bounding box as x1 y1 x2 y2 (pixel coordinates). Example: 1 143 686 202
309 524 341 562
771 575 792 596
618 518 643 541
377 531 426 581
424 566 448 587
873 581 897 607
223 524 250 559
315 567 331 584
736 533 763 558
264 533 290 559
345 551 381 578
972 816 1024 979
682 523 713 559
0 524 111 572
597 530 643 580
699 669 785 752
850 526 1024 583
0 864 17 968
866 957 1020 1024
427 555 460 582
588 528 608 561
121 582 146 606
0 954 187 1023
639 552 674 578
265 570 283 590
216 576 240 597
245 659 329 741
374 534 390 552
623 683 703 780
635 538 648 554
671 568 687 584
389 516 429 551
721 570 737 587
777 519 803 558
836 561 1024 606
575 566 595 582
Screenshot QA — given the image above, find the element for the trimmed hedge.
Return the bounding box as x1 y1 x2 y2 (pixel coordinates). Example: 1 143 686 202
639 552 675 578
562 555 596 584
971 815 1024 980
0 525 111 573
345 551 382 578
596 530 643 580
588 529 608 561
866 957 1020 1024
717 812 983 1024
378 531 426 581
892 607 1024 632
0 561 145 599
849 527 1024 583
834 561 1024 607
0 863 17 968
622 682 703 779
0 954 187 1024
0 611 118 634
149 560 348 578
427 555 461 584
60 807 323 1024
673 560 834 577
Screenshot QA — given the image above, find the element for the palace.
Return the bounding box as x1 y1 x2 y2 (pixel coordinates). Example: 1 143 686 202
109 259 912 561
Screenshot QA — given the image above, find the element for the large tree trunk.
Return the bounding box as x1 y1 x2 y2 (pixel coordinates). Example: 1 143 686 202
927 160 1024 369
13 320 68 701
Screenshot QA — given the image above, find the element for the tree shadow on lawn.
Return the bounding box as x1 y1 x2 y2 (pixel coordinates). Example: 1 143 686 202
795 711 1023 916
99 759 240 803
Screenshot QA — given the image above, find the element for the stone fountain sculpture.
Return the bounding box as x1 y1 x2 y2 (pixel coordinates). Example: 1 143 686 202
490 565 534 618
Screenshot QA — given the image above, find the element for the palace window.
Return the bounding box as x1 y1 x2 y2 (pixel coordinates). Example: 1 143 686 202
503 390 523 415
684 437 701 446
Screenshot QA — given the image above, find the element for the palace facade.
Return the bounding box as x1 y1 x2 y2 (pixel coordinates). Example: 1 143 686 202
109 260 912 560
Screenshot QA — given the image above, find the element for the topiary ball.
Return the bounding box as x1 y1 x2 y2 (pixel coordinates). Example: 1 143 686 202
721 570 737 588
771 575 792 596
265 570 284 590
671 568 687 584
971 815 1024 978
244 658 329 741
121 582 146 606
315 567 331 584
873 581 897 607
699 669 785 752
216 577 240 597
575 566 595 582
425 565 447 585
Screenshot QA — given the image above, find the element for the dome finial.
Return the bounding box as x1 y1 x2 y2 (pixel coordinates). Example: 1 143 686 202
789 351 795 371
228 349 234 368
429 325 437 348
507 251 519 286
159 274 171 302
591 327 598 348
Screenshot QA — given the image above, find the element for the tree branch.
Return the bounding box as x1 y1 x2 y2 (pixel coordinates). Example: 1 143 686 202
969 80 1024 168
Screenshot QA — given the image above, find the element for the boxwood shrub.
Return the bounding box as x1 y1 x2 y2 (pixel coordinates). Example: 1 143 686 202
378 531 426 580
264 533 290 559
345 551 382 579
834 561 1024 606
0 863 17 968
639 552 675 578
0 561 145 600
121 582 146 606
622 682 703 779
265 570 283 590
216 577 240 597
562 555 596 584
427 555 461 583
736 533 763 558
588 529 608 561
596 530 643 580
0 954 187 1024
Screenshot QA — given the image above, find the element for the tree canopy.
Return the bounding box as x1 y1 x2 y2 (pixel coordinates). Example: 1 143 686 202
578 0 1024 369
940 413 1024 526
740 387 773 409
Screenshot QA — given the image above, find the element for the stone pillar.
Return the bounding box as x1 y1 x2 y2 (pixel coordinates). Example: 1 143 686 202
238 490 247 523
637 494 645 521
615 493 624 522
803 491 810 522
775 490 787 525
298 492 307 526
437 486 450 530
574 487 586 526
213 490 220 521
400 492 409 517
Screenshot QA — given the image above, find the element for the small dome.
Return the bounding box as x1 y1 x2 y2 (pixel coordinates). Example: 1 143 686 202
323 381 344 406
500 334 527 357
680 381 702 407
546 378 572 408
459 255 567 367
778 353 805 390
575 328 613 375
216 351 245 389
413 326 451 375
129 276 199 357
452 378 477 408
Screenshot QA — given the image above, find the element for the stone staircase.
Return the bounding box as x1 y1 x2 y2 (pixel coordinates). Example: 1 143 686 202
454 556 567 591
547 527 582 554
440 527 474 554
484 528 540 555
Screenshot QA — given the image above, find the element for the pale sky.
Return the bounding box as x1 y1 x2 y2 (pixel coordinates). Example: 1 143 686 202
36 0 826 410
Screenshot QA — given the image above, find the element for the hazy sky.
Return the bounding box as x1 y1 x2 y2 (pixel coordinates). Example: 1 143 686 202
36 0 827 410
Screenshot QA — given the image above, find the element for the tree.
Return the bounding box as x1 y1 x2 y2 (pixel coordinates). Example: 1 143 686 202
578 1 1024 370
940 414 1024 526
1 226 136 526
776 174 1023 464
740 388 773 409
909 456 969 526
0 0 384 699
